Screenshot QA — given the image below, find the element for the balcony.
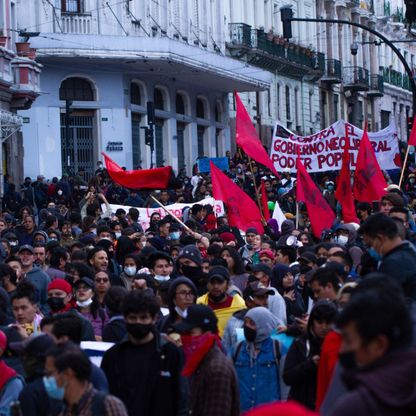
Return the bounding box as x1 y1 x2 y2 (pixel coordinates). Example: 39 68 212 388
60 12 92 34
321 59 342 84
343 66 369 91
367 74 384 97
382 67 412 91
227 24 325 79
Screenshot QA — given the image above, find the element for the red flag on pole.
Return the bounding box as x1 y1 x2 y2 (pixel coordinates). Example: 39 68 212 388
235 92 279 177
409 117 416 146
334 129 359 223
210 161 264 233
102 153 172 189
353 127 387 202
260 179 271 220
296 157 336 238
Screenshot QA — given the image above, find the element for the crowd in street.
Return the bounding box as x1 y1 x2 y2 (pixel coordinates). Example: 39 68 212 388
0 152 415 416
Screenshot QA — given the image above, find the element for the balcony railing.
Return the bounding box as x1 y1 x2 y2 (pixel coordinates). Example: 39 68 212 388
61 12 92 34
382 67 412 91
321 59 342 83
228 23 252 48
367 74 384 97
343 66 369 91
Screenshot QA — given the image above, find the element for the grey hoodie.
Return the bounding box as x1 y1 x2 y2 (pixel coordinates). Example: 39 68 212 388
246 307 279 345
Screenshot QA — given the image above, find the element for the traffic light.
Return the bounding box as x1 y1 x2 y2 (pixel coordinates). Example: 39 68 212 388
145 127 154 149
147 101 155 126
408 116 414 133
280 6 293 40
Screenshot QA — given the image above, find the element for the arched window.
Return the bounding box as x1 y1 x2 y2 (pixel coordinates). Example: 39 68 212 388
176 93 185 114
154 88 165 110
196 98 205 118
130 83 141 105
59 77 94 101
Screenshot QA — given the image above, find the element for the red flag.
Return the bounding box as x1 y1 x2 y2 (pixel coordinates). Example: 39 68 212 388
296 157 336 238
334 130 359 223
235 92 279 177
353 128 387 202
409 117 416 146
260 180 270 220
102 153 172 189
210 161 264 233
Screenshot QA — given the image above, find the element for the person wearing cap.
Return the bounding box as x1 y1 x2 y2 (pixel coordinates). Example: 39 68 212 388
283 300 337 410
251 263 287 326
323 181 336 212
259 249 275 268
238 227 259 260
10 334 61 416
380 192 405 215
196 266 245 337
232 307 282 412
101 291 186 416
44 342 127 416
176 244 207 295
18 244 51 315
47 279 95 341
0 329 24 414
222 281 276 353
74 277 108 341
332 224 363 269
173 304 240 416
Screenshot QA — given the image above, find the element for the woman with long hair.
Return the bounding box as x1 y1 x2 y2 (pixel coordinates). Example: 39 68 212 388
219 246 249 293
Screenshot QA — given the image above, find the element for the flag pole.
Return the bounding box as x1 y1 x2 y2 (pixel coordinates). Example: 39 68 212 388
295 201 299 229
150 195 193 232
247 155 266 222
399 146 410 189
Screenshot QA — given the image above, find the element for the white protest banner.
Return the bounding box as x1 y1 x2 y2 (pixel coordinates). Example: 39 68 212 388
270 120 401 173
104 197 225 231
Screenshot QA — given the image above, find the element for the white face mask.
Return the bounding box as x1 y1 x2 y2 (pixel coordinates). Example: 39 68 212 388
115 232 122 239
154 274 170 282
91 229 97 235
76 298 93 308
335 235 348 246
174 305 188 318
124 266 137 276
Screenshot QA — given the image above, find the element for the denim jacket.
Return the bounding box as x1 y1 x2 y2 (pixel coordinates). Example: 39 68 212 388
233 337 280 412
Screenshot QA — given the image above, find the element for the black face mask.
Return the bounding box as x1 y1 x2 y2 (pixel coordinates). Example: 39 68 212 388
181 264 203 280
47 297 65 312
243 326 257 343
209 292 227 303
338 351 356 370
126 323 153 340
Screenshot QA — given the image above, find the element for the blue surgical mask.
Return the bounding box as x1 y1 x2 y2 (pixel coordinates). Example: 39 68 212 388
170 231 180 240
327 185 334 191
43 376 65 400
368 247 381 263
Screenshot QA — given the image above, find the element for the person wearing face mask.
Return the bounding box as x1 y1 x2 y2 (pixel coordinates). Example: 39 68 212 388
47 279 95 341
74 278 108 341
173 304 240 416
359 213 416 302
332 224 363 269
197 267 245 337
44 342 127 416
9 334 61 416
101 291 186 416
158 277 197 335
232 307 281 412
323 181 336 212
168 223 181 243
119 254 141 290
176 244 208 295
283 300 337 410
326 276 416 416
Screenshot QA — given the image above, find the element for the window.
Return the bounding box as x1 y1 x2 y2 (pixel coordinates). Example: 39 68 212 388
196 98 205 119
154 88 165 110
176 93 185 114
285 86 291 120
130 83 141 105
61 0 84 13
59 77 94 101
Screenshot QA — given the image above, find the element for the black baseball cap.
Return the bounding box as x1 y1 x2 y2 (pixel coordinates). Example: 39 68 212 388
18 244 34 254
172 304 218 333
74 277 95 289
243 281 274 300
208 266 230 283
9 334 55 358
250 263 272 277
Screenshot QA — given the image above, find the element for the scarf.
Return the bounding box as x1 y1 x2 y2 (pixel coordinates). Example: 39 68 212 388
181 332 221 376
0 359 17 392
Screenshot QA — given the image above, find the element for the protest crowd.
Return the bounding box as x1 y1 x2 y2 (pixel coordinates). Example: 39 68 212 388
0 96 416 416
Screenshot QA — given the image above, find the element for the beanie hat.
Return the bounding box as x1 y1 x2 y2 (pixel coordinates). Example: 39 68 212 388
219 232 236 244
177 244 202 266
381 192 404 208
47 278 72 294
246 227 259 235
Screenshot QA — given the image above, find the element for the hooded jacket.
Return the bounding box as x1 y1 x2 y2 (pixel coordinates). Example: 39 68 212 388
334 224 363 267
277 220 295 246
329 348 416 416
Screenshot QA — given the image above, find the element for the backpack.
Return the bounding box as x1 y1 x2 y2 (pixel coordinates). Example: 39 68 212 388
233 339 281 366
